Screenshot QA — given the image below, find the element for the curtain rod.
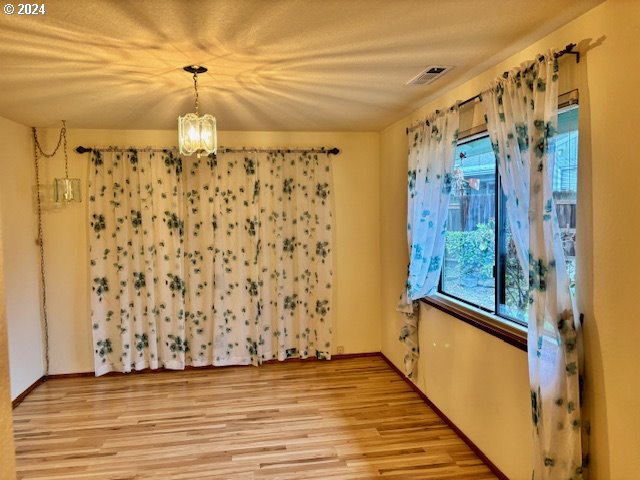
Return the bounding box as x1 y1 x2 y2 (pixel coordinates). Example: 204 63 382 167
406 42 580 135
75 146 340 155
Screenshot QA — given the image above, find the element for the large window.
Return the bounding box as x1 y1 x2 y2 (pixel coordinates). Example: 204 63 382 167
439 105 579 327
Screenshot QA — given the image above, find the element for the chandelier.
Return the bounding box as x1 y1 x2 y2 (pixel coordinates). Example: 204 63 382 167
33 120 81 203
178 65 217 157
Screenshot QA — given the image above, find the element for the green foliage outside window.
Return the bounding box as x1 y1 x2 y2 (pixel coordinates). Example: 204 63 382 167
445 220 529 320
445 221 494 281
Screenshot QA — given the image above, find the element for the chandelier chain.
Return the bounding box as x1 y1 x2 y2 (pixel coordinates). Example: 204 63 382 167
193 73 199 115
33 120 70 178
63 122 69 178
32 127 51 377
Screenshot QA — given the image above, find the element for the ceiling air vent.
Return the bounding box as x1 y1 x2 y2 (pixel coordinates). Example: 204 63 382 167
406 65 453 86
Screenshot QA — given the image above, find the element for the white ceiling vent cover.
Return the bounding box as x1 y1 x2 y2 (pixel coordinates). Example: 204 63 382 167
406 65 453 86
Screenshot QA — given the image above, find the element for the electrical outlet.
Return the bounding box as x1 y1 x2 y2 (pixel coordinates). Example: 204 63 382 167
336 346 344 355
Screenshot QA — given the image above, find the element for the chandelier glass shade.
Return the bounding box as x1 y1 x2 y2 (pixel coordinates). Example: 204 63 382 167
53 177 82 203
178 65 217 156
178 112 216 156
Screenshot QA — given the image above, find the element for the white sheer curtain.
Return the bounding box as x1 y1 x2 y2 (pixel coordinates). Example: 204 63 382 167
399 108 459 378
89 148 334 375
483 54 585 479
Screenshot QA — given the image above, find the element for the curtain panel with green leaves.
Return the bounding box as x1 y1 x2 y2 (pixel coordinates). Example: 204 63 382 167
398 108 459 378
483 53 585 480
89 148 334 376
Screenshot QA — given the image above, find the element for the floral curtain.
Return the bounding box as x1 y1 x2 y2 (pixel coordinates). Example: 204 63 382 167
399 108 459 378
89 148 333 376
483 54 585 479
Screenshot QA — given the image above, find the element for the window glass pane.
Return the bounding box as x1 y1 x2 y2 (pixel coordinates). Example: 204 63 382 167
499 106 579 323
555 106 579 292
441 136 496 311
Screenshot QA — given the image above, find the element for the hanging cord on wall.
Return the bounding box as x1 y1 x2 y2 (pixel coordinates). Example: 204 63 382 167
32 120 68 376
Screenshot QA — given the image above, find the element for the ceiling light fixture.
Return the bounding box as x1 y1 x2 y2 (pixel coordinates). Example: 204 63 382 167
178 65 217 157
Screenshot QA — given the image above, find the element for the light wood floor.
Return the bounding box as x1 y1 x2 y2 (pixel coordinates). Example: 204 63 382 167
13 356 497 479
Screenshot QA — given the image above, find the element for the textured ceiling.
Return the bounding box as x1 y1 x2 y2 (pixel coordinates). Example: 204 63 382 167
0 0 601 131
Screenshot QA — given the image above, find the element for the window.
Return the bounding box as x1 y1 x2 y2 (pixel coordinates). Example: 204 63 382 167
438 105 579 328
441 135 496 312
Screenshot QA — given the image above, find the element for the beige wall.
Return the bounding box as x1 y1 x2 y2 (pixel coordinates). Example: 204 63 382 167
380 1 640 478
0 208 17 480
0 116 45 400
36 129 382 374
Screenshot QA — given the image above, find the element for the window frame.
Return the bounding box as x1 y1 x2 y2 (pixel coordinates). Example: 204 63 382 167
426 96 579 351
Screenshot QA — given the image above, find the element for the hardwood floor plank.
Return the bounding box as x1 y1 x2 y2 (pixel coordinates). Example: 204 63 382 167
13 357 498 479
